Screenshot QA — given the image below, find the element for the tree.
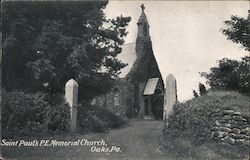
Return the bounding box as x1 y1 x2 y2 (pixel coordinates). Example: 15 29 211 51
200 56 250 94
199 83 207 96
222 10 250 51
2 1 131 100
193 90 199 98
201 10 250 95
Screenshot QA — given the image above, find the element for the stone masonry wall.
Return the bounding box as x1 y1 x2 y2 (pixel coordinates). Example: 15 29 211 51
92 78 135 118
211 109 250 147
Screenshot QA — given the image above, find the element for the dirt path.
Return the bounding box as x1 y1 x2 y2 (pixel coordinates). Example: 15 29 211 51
101 120 166 160
3 120 168 160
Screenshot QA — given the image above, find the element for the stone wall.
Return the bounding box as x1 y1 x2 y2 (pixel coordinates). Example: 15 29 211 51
92 78 135 118
211 109 250 147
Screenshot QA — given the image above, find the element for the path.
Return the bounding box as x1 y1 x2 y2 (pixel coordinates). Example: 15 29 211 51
101 120 166 160
2 120 169 160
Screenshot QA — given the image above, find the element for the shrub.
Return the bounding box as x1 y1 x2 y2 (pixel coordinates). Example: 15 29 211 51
78 102 125 133
47 102 70 133
166 101 214 143
2 91 70 137
199 82 207 96
165 91 250 144
2 91 50 137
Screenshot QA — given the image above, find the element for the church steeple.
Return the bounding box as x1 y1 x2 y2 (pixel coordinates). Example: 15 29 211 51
137 4 150 39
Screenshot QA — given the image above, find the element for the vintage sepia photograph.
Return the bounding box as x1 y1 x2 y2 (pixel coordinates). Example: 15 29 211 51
1 0 249 159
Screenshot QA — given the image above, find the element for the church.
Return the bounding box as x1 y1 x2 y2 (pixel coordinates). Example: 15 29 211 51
92 4 164 119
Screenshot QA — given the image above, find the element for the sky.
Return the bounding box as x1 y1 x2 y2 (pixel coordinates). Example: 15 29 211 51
104 1 249 101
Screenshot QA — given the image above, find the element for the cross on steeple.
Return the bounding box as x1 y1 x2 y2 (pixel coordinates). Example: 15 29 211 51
137 3 150 39
141 4 145 11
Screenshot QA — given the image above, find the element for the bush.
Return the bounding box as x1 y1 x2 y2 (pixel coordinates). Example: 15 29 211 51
2 91 70 137
166 101 214 144
78 102 125 133
47 102 70 133
165 91 250 144
2 91 50 137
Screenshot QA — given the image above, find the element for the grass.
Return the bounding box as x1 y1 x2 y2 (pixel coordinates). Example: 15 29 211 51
183 90 250 116
204 91 250 115
163 135 249 160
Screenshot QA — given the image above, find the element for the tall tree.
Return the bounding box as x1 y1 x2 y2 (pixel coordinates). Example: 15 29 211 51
201 10 250 95
201 56 250 94
2 1 131 100
222 10 250 51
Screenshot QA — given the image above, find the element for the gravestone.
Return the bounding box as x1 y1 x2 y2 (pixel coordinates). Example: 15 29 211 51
164 74 177 120
65 79 78 132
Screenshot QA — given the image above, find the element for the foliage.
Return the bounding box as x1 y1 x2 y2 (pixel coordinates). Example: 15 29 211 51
2 1 131 100
2 91 70 137
200 56 250 94
193 90 199 98
166 101 213 144
192 82 207 98
2 91 50 137
222 10 250 51
78 102 125 133
47 102 70 133
199 82 207 96
165 91 250 144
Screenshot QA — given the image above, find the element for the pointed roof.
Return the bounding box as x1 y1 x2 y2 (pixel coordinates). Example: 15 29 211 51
117 4 159 79
137 3 149 27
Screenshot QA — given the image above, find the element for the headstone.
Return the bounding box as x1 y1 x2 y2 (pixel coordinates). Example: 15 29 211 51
164 74 177 120
65 79 78 132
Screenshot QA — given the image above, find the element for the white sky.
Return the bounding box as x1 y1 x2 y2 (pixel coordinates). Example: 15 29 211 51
105 1 249 101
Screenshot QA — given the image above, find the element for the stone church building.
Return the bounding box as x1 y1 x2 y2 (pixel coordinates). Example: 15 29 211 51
92 5 164 119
